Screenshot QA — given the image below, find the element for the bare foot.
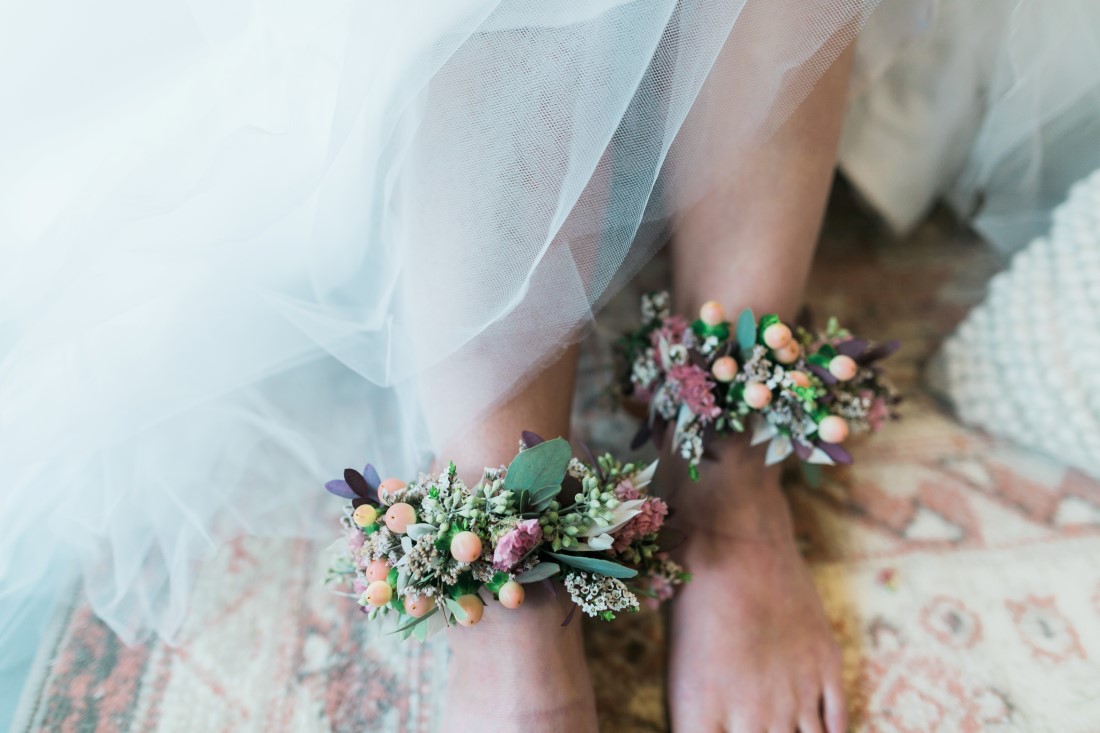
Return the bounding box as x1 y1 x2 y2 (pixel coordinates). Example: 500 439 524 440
444 582 598 733
665 443 846 733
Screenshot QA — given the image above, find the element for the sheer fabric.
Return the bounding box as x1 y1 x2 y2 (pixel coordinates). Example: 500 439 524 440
1 0 884 654
842 0 1100 255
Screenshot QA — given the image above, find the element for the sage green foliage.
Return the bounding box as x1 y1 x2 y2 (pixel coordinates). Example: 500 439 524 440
537 474 620 551
504 436 571 511
546 551 638 579
736 307 756 357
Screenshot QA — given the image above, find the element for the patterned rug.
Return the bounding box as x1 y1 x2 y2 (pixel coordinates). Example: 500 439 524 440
14 192 1100 732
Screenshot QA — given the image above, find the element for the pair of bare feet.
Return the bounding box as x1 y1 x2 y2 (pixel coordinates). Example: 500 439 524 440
443 440 846 733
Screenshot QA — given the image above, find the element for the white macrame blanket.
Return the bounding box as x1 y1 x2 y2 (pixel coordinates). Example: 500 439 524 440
937 168 1100 479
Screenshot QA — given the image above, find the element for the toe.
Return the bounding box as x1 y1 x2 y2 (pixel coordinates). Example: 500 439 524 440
798 711 824 733
822 681 848 733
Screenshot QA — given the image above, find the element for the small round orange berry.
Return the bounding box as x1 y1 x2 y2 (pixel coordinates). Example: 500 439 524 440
379 477 407 494
365 558 391 583
829 354 858 382
455 594 484 627
384 502 416 534
818 415 850 444
449 531 483 563
788 370 811 388
743 381 773 409
699 300 725 327
364 580 392 607
763 323 793 349
498 581 525 609
774 341 801 364
404 594 436 618
352 504 378 528
711 355 738 383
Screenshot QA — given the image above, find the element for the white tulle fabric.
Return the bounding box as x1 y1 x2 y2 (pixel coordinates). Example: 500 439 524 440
842 0 1100 255
0 0 881 656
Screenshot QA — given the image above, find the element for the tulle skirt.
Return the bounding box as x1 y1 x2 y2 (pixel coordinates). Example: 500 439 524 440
1 0 1095 676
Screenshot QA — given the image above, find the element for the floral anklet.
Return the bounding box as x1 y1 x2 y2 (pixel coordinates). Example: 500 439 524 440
617 291 900 480
323 434 688 640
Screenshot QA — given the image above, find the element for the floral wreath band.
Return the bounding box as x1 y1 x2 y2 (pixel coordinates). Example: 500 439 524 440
618 292 900 480
324 434 687 641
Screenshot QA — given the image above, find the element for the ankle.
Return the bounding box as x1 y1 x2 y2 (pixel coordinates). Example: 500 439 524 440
664 436 794 545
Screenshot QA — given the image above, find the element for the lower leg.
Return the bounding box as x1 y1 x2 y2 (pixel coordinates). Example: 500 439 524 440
665 47 854 733
439 345 598 733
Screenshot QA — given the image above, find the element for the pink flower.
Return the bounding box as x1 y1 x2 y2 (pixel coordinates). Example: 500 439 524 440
641 574 675 610
650 315 689 351
613 480 640 501
867 394 890 431
668 364 721 420
493 518 543 570
612 496 668 554
347 527 366 553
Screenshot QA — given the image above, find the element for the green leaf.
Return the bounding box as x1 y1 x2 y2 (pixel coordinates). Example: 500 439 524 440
736 308 756 353
485 571 511 594
758 313 781 331
386 566 399 588
529 483 562 512
405 523 437 540
545 552 638 579
434 524 459 553
515 562 561 584
389 608 437 635
445 597 470 622
504 437 572 495
692 319 729 340
448 572 480 599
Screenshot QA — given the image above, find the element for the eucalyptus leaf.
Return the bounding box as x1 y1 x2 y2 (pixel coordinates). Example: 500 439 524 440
517 559 563 581
515 562 561 583
736 307 756 352
405 523 437 540
445 597 469 622
504 437 572 494
545 552 638 579
396 568 409 595
389 608 437 635
529 483 562 512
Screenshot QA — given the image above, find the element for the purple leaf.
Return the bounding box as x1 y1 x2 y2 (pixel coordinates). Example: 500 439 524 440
651 418 668 449
325 479 357 499
521 431 546 448
362 464 382 493
836 338 868 358
816 441 853 464
578 440 604 481
791 439 814 461
630 424 652 451
344 468 375 501
859 339 901 365
807 363 837 384
560 603 578 627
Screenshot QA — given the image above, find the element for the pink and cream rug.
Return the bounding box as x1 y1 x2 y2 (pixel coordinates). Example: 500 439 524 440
14 198 1100 732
